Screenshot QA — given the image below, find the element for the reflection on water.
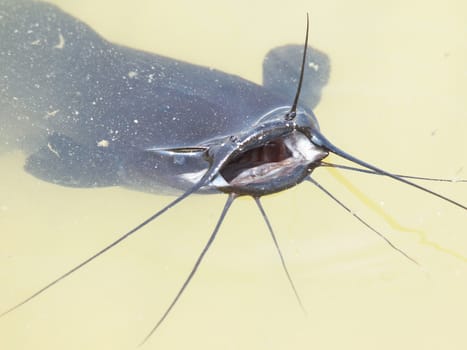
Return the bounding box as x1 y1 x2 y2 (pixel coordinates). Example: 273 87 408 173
327 167 467 263
1 1 466 350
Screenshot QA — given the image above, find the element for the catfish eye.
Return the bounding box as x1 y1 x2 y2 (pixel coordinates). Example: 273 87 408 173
285 111 296 120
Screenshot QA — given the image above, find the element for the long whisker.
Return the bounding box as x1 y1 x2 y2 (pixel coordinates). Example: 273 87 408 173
139 194 236 346
306 177 418 265
287 13 309 118
254 197 305 313
320 162 467 183
0 178 208 319
311 131 467 211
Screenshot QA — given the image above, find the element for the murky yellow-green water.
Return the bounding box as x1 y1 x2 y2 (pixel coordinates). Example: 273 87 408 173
1 1 466 349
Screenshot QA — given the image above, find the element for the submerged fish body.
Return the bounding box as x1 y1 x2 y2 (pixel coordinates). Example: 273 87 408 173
0 0 330 194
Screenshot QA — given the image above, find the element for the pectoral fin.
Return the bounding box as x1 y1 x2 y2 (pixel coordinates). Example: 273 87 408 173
25 133 121 188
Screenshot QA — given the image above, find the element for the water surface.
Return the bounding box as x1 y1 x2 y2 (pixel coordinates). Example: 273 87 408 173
1 1 466 349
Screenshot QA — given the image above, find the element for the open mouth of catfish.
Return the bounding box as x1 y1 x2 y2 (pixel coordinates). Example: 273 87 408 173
216 131 328 195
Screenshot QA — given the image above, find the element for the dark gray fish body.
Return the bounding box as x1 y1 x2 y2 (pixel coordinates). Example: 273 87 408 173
0 0 329 194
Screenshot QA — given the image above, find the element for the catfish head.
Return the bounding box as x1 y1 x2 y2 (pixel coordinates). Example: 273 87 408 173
152 105 327 197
